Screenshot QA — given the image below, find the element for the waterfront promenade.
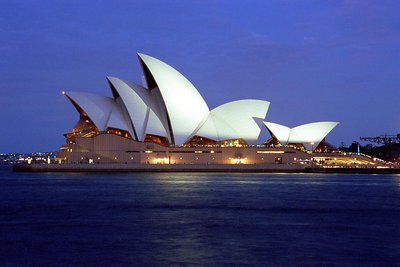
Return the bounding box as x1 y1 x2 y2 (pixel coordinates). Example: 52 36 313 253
13 163 400 174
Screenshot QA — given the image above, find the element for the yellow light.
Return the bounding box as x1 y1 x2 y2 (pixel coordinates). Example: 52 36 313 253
232 158 247 164
257 151 285 154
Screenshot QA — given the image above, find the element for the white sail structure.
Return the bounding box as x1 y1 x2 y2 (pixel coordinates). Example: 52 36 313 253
63 53 337 148
264 121 339 149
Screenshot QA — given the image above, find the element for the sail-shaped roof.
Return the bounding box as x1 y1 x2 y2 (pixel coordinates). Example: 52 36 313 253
64 91 115 131
107 77 167 141
137 53 210 145
264 121 339 149
63 52 338 148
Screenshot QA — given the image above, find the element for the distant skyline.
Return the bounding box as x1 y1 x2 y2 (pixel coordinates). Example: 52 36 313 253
1 0 400 153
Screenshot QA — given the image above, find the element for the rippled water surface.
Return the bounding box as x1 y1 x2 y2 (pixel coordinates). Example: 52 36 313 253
1 166 399 266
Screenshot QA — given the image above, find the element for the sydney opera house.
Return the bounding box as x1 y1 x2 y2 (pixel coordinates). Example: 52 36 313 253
56 53 339 166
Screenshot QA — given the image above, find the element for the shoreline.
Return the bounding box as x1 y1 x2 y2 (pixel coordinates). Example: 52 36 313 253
12 163 400 174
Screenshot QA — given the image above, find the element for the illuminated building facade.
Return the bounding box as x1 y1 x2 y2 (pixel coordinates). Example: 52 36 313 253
56 53 338 165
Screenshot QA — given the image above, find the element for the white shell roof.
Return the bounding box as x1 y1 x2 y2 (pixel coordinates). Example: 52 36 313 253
64 91 115 131
194 113 237 142
263 122 291 145
64 53 338 147
210 100 270 145
106 99 131 134
290 122 339 145
107 77 167 141
138 53 210 145
264 121 339 148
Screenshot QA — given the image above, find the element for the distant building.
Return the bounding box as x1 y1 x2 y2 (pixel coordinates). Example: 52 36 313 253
56 53 338 165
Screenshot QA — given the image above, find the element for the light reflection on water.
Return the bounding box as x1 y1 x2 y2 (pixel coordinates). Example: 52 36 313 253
0 167 399 265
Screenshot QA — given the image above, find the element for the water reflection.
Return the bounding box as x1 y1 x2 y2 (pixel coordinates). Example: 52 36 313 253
1 168 400 265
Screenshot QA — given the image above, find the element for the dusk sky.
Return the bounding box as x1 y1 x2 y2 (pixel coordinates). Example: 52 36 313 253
1 0 400 153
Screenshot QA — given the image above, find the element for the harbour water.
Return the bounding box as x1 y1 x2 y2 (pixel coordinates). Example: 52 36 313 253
1 166 399 266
